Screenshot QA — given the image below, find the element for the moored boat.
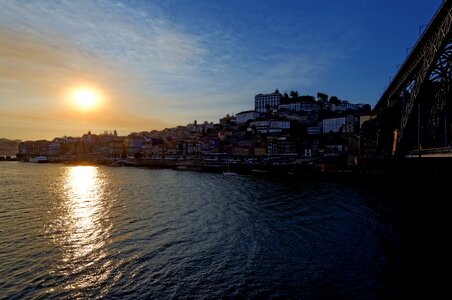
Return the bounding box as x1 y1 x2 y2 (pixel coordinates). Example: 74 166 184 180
223 171 237 176
29 156 48 163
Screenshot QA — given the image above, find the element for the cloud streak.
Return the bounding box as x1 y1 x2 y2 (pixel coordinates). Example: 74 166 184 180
0 0 358 139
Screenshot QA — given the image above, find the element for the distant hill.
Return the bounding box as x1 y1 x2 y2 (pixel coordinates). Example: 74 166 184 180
0 138 21 156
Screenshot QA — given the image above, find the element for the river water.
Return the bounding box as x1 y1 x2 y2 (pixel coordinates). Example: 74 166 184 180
0 162 432 299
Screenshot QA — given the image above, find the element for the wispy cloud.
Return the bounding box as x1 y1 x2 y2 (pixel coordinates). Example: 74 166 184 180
0 0 359 139
0 0 197 138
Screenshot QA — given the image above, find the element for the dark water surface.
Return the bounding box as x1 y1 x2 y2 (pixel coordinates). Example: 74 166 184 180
0 162 427 299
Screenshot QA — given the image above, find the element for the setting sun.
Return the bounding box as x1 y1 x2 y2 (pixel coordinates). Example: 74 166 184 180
70 87 102 110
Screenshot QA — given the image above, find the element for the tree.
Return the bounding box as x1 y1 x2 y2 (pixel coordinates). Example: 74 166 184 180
283 92 289 100
329 96 341 105
290 90 299 99
299 95 315 102
317 92 328 102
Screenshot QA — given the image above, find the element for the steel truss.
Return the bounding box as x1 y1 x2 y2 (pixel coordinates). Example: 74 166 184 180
375 0 452 155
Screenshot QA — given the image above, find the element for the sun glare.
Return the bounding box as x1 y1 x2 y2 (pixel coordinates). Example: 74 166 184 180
70 87 102 110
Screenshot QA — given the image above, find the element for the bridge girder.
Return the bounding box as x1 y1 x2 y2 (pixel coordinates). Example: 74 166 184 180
373 0 452 156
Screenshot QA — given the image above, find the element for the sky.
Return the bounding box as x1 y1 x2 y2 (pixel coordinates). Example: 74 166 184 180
0 0 443 140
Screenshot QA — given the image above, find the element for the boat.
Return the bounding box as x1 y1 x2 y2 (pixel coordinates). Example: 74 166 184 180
29 156 48 163
251 169 271 174
177 165 200 171
223 171 237 176
223 159 237 176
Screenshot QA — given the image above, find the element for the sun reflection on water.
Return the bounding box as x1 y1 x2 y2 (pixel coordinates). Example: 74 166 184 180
64 166 104 258
51 166 114 293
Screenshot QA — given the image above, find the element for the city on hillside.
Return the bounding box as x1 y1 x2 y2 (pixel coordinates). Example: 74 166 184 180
15 89 374 169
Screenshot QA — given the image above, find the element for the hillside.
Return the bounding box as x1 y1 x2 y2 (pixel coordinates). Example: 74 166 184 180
0 138 21 156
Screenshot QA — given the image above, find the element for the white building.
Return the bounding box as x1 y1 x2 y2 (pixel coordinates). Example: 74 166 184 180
307 126 321 135
249 120 290 134
322 115 356 134
235 110 260 124
332 102 365 112
255 89 283 113
270 120 290 129
278 101 319 112
250 120 269 133
187 121 214 133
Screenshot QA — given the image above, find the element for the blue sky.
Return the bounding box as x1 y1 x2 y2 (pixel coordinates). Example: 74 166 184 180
0 0 443 139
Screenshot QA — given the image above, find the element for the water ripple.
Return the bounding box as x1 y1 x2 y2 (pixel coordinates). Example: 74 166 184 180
0 163 404 299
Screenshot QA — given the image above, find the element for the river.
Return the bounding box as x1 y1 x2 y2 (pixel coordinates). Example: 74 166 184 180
0 162 439 299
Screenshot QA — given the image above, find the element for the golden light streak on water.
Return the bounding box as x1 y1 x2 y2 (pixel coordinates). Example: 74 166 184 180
64 166 104 259
51 166 113 293
1 164 405 298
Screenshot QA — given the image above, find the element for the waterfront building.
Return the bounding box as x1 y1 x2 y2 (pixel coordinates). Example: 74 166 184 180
144 137 164 155
48 140 61 156
18 140 49 157
200 137 220 154
266 136 296 156
108 138 125 158
231 146 252 157
125 134 146 156
322 115 357 134
255 89 283 113
18 141 34 156
253 147 266 156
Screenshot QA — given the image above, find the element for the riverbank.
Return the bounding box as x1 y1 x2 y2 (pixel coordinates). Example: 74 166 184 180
14 155 452 185
0 156 17 161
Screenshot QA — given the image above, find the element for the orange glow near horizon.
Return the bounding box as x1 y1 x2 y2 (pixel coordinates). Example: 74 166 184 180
69 86 103 111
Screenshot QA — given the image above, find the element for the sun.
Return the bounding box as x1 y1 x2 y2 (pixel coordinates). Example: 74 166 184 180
73 90 96 108
70 88 102 110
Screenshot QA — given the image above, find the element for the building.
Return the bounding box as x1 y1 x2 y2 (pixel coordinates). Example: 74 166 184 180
186 120 213 133
249 120 290 134
82 131 94 144
18 141 34 156
266 136 296 156
307 126 322 135
270 120 290 130
219 114 236 127
332 101 367 113
323 117 345 134
48 140 61 156
255 89 283 113
199 137 220 154
322 115 358 134
235 110 260 124
108 138 125 158
125 135 145 156
278 99 319 112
